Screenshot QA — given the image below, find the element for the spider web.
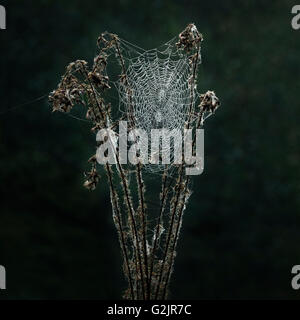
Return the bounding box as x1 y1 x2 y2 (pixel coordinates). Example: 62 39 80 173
115 36 201 172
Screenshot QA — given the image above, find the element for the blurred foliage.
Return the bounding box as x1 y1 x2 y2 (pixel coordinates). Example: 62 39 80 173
0 0 299 299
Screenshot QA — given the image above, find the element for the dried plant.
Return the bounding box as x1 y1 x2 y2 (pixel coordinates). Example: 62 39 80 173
49 24 220 300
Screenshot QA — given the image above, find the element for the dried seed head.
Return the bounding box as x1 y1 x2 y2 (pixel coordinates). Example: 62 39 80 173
93 54 107 72
97 32 118 51
49 71 84 113
83 167 100 191
49 88 73 113
199 90 220 113
66 60 88 73
88 71 111 90
176 23 203 52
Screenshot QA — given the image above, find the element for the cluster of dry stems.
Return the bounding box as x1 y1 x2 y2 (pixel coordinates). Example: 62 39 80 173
49 24 220 300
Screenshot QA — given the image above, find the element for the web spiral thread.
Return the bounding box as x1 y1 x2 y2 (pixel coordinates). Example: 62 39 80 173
116 37 200 172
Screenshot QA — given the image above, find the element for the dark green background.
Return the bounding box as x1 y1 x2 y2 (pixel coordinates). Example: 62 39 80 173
0 0 299 299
